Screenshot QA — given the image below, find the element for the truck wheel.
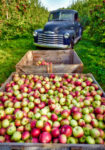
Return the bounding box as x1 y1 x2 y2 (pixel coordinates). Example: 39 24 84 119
79 27 82 39
71 38 74 49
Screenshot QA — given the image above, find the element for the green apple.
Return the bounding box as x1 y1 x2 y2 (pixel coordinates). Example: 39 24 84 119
15 110 23 119
90 128 100 138
73 126 84 138
12 131 21 141
83 114 92 123
67 137 77 144
86 136 95 144
70 119 78 127
2 119 9 128
7 125 16 135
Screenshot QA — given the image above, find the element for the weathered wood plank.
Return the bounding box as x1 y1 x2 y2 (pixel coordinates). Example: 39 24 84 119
16 50 83 74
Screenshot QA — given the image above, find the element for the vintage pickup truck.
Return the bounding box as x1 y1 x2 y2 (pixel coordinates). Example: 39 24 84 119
33 9 82 49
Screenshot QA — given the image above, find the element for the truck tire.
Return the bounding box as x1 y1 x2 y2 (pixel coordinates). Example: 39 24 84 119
71 38 74 49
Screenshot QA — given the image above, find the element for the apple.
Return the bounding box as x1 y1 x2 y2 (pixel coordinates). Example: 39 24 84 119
28 102 34 109
95 137 104 144
70 119 78 127
36 120 44 129
22 131 30 141
83 127 90 136
86 136 95 144
0 110 5 119
21 100 28 107
94 95 101 101
53 138 59 143
95 107 103 114
7 125 16 135
42 122 51 132
2 119 9 128
31 137 39 143
92 100 101 108
73 126 84 138
98 129 105 138
13 85 19 91
30 120 36 128
29 96 34 102
90 128 100 138
28 111 34 118
15 120 21 127
5 107 14 115
51 114 58 121
39 132 52 143
79 136 86 143
25 123 31 131
51 128 60 138
84 100 91 106
60 125 72 137
0 136 5 143
71 106 80 113
73 112 82 120
98 121 105 129
61 118 70 126
31 128 40 137
91 119 99 127
11 131 22 141
61 109 70 118
40 115 48 122
53 121 60 128
97 114 104 121
34 112 41 120
59 134 67 144
78 119 85 127
14 102 21 109
17 126 24 133
21 117 29 126
83 114 92 123
15 110 23 120
67 137 77 144
0 128 6 135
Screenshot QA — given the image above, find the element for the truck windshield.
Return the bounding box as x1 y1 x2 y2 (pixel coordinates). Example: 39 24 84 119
49 12 74 21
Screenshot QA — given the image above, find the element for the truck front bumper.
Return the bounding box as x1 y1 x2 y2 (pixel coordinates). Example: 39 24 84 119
34 43 69 49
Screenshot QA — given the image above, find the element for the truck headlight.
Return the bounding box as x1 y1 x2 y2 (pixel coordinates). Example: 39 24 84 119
64 33 70 39
33 31 38 37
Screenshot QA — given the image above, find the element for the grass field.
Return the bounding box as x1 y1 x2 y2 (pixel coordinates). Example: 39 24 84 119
0 33 105 90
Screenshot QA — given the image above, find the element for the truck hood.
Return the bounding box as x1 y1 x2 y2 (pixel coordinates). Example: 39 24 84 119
44 21 74 33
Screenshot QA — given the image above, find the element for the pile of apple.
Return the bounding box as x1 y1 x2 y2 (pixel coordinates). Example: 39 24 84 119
0 73 105 144
36 60 52 66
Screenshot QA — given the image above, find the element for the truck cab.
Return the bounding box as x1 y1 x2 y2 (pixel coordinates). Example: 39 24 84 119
33 9 82 49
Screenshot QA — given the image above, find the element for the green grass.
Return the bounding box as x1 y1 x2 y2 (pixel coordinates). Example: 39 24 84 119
74 33 105 91
0 37 37 84
0 33 105 91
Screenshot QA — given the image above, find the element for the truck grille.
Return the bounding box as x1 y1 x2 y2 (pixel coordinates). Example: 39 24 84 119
38 33 64 44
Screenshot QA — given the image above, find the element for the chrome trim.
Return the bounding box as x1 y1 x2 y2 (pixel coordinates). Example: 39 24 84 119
34 43 69 49
38 33 64 45
44 31 55 34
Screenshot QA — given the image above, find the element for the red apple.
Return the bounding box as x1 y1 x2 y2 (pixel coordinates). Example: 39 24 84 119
59 134 67 144
31 128 40 137
73 112 82 120
61 109 70 118
60 125 72 137
42 122 51 132
22 131 30 141
39 132 52 143
51 114 58 121
31 137 39 143
51 128 60 138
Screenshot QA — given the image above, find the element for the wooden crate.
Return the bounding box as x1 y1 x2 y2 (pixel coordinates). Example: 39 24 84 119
16 50 83 74
0 73 105 150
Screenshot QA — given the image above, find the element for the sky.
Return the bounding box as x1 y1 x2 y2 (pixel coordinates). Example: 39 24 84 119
40 0 76 11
